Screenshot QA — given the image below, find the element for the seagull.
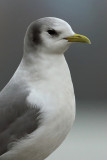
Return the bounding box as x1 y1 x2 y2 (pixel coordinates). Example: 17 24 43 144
0 17 90 160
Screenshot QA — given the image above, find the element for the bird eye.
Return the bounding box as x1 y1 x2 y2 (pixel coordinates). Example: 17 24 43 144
47 29 57 36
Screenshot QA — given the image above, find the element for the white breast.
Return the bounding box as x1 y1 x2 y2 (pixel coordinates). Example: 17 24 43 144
26 54 76 127
24 55 75 159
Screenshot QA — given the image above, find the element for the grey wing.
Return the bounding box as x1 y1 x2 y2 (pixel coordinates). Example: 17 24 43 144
0 83 41 156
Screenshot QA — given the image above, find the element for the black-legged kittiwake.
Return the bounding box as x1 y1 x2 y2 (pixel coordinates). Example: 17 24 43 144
0 17 90 160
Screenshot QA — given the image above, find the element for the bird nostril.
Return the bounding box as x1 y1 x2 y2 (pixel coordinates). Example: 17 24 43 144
77 36 81 38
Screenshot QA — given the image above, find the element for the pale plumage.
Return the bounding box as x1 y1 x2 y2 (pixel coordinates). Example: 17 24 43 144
0 17 90 160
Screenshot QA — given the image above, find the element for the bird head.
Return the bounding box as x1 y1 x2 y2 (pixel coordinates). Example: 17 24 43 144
24 17 91 54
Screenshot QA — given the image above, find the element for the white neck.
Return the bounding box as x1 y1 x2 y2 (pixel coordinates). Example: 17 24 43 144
12 51 74 97
20 51 69 80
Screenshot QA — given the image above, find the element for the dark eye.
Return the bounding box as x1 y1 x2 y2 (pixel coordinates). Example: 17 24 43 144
47 29 58 36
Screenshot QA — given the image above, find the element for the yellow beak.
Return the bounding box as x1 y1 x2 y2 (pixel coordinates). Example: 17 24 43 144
64 33 91 44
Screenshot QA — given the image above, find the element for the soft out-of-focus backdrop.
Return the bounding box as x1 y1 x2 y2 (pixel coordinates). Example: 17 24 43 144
0 0 107 160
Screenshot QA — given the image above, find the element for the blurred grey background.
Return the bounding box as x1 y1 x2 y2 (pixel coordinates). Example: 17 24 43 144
0 0 107 159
